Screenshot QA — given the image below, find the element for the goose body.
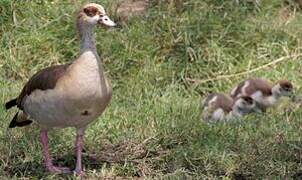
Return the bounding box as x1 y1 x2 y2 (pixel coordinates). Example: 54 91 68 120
5 3 116 175
23 51 112 129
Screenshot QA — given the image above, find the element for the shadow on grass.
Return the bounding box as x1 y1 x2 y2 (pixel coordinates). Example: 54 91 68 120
275 140 302 179
5 138 301 178
274 140 302 163
3 140 158 178
4 153 105 178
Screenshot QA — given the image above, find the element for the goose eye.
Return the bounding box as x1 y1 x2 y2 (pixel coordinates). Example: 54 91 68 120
83 6 98 17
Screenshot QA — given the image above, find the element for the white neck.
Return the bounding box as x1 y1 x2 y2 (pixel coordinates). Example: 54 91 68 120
76 21 106 80
78 22 97 55
225 110 240 121
271 84 282 99
231 106 244 118
223 104 243 121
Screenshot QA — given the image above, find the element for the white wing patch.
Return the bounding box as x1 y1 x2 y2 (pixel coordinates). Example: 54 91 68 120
251 91 277 107
241 81 250 96
208 95 218 106
264 96 278 106
230 86 238 97
212 108 225 122
251 91 263 102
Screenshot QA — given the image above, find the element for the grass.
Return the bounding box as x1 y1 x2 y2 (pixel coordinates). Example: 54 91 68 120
1 0 302 179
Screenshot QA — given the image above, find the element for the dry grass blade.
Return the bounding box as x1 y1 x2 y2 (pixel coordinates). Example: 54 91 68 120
186 53 302 86
114 0 150 23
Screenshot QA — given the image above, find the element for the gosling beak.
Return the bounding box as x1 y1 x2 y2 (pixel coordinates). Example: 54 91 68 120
98 15 116 27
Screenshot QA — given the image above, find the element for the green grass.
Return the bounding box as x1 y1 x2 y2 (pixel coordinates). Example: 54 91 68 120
1 0 302 179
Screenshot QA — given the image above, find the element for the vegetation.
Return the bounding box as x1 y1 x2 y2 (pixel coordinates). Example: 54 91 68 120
0 0 302 179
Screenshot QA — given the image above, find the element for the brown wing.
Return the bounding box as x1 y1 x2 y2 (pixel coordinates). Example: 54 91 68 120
16 64 71 110
201 93 218 109
216 94 233 113
206 93 233 113
248 78 272 96
231 78 272 97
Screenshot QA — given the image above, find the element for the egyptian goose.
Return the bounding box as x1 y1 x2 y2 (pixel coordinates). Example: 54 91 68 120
230 78 294 112
5 3 116 175
200 93 255 123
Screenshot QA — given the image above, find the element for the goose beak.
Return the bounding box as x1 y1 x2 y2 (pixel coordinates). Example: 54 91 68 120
98 15 116 27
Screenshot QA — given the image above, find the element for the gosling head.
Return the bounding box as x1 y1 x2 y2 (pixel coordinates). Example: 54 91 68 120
233 96 255 115
78 3 116 28
272 80 294 97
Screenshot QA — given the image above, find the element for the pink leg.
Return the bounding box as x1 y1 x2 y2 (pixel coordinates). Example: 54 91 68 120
39 130 71 174
74 129 85 176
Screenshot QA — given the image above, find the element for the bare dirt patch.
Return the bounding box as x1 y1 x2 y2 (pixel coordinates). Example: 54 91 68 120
112 0 150 23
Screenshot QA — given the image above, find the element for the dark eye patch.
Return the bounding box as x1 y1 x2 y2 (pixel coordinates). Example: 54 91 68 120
282 83 293 91
83 6 98 17
279 80 293 91
242 96 253 104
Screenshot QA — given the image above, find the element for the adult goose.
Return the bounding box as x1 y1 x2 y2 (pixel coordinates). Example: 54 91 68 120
200 93 255 123
5 3 116 175
230 78 294 112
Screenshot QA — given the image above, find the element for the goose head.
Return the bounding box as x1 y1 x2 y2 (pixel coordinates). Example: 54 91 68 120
78 3 116 28
272 80 294 98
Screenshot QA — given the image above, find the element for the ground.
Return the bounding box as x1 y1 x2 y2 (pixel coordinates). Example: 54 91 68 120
0 0 302 179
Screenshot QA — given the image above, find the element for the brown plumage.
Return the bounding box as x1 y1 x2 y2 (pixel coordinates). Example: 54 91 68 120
230 78 272 98
16 64 70 110
8 112 32 128
83 6 98 17
5 64 70 128
5 98 17 110
200 93 255 122
278 80 293 92
202 93 233 113
230 78 294 112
